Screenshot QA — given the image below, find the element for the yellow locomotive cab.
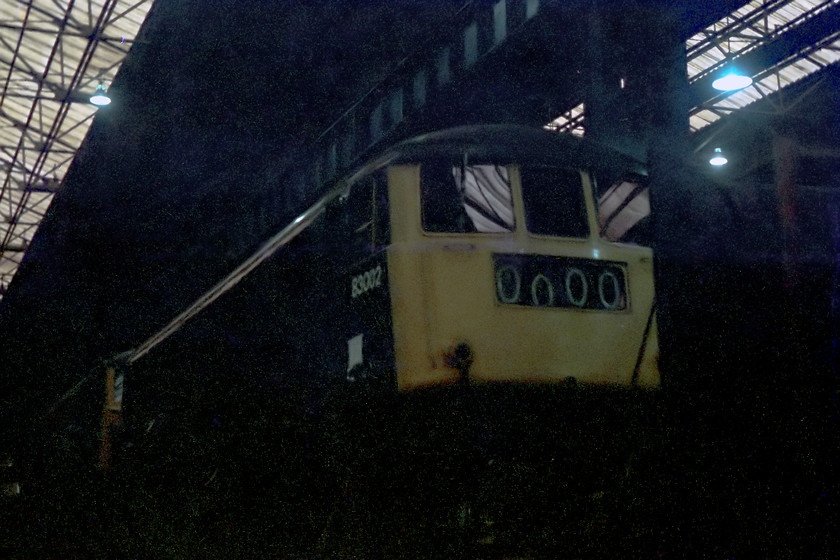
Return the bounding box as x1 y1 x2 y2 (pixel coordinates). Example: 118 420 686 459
380 134 659 392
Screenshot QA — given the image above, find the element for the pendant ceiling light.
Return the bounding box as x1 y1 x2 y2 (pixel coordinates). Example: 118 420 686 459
709 147 728 166
90 83 111 106
712 71 753 91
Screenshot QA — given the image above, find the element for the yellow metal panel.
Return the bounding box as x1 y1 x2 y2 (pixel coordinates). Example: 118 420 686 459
417 241 655 388
387 163 659 391
634 312 660 387
387 165 440 390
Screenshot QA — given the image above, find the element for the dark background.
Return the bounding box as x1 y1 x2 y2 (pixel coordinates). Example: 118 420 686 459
0 0 462 422
1 0 838 557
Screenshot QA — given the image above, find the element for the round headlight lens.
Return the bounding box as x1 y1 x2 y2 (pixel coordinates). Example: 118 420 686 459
564 267 588 307
495 264 521 304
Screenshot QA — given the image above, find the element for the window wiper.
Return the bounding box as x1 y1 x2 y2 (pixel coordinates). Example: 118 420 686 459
471 164 512 228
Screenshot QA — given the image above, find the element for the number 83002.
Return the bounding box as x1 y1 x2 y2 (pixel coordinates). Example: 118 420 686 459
351 265 384 298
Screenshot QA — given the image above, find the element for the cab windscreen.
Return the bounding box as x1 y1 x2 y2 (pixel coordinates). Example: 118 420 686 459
520 165 589 238
421 160 514 233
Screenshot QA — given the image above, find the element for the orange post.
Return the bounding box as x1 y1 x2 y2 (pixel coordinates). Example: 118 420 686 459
99 365 123 469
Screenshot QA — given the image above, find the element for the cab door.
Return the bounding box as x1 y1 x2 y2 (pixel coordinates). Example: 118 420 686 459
340 171 394 388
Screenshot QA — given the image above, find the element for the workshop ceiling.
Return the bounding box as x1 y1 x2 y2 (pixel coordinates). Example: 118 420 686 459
0 0 155 298
687 0 840 131
0 0 837 302
546 0 840 135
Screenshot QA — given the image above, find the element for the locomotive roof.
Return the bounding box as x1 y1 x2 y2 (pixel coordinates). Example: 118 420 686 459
384 125 648 178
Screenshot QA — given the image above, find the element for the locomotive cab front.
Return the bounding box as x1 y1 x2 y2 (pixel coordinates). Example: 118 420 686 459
371 128 659 391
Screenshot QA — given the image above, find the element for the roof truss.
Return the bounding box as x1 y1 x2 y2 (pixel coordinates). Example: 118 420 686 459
0 0 155 298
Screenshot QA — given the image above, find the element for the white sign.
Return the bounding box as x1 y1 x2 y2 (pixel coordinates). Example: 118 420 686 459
347 334 363 378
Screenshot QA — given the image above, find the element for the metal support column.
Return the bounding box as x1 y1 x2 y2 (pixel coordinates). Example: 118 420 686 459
584 1 692 389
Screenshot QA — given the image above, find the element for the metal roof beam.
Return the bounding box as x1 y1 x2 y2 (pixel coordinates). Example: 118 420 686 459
0 204 46 220
5 181 63 195
1 0 119 263
0 22 136 45
0 224 34 243
0 144 76 156
0 150 64 190
687 0 791 62
0 244 27 253
0 88 100 104
0 49 120 103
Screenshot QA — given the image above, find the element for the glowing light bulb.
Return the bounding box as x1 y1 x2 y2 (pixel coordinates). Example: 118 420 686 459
709 148 728 166
90 84 111 106
712 72 752 91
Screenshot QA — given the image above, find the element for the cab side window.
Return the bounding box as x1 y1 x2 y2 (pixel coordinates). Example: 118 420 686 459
372 173 390 246
596 173 651 245
343 171 390 253
421 159 475 233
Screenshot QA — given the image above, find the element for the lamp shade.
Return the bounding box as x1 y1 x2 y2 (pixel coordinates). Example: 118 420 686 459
709 147 728 166
90 84 111 106
712 72 752 91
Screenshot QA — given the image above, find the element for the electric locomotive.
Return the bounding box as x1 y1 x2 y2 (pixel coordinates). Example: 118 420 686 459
303 124 660 553
78 124 659 554
320 124 658 395
92 124 657 471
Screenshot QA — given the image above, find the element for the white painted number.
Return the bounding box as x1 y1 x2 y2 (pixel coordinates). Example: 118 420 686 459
351 265 383 298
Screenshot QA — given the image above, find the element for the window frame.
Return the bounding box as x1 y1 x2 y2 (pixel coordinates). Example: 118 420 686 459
419 157 517 235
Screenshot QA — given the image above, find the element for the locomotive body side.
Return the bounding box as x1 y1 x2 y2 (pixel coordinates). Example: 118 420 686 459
335 168 397 391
